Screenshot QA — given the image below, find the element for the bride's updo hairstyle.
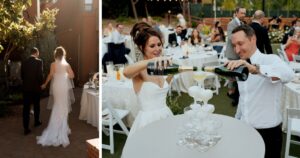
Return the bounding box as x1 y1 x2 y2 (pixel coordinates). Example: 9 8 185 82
130 22 163 54
54 46 66 60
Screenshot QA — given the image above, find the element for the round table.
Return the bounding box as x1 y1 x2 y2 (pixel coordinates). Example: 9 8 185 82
122 114 265 158
281 81 300 131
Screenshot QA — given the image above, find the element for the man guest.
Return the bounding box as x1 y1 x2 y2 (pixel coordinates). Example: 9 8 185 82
250 10 273 54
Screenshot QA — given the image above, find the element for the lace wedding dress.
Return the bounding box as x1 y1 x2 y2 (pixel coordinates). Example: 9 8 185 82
128 79 174 137
37 59 75 147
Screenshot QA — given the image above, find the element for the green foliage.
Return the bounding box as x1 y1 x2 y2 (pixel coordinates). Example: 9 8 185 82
0 1 58 63
0 1 58 109
166 92 193 115
115 16 135 25
152 16 162 22
191 21 197 28
34 8 59 75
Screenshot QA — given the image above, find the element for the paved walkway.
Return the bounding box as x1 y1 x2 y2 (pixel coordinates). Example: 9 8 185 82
0 88 98 158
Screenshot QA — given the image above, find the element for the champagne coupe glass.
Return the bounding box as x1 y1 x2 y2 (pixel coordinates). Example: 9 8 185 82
200 89 213 105
188 86 202 107
193 71 207 89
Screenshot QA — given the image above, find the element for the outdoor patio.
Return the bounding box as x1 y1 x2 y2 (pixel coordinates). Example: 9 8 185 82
0 88 98 158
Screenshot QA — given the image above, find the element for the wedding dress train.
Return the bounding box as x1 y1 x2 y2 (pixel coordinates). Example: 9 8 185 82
37 59 75 147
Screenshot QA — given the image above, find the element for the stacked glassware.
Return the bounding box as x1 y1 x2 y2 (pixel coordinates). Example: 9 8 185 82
177 85 222 152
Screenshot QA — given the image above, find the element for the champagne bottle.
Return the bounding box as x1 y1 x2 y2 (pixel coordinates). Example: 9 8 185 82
203 65 249 81
147 62 249 81
147 62 197 75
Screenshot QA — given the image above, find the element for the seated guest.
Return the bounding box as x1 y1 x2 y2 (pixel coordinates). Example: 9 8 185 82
188 29 201 46
103 23 114 37
211 26 226 53
103 23 130 69
282 20 300 44
177 14 187 38
210 26 225 42
285 27 300 61
211 21 221 34
111 24 126 44
168 25 187 47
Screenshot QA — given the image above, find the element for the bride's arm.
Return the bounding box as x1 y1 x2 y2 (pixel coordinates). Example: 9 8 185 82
67 64 75 79
123 57 172 79
41 63 55 89
123 59 153 79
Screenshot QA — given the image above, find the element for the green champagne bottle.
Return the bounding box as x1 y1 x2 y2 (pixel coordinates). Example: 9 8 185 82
203 65 249 81
147 62 197 75
147 62 249 81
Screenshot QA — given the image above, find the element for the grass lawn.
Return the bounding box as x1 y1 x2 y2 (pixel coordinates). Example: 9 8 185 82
102 81 300 158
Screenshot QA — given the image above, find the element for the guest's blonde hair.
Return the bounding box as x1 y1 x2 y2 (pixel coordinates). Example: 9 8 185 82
54 46 66 60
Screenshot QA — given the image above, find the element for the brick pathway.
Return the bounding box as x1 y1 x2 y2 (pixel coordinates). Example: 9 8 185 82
0 88 98 158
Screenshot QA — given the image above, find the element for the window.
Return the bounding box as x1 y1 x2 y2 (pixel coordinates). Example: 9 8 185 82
84 0 93 12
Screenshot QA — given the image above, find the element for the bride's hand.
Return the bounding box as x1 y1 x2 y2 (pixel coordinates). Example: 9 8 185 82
41 84 47 90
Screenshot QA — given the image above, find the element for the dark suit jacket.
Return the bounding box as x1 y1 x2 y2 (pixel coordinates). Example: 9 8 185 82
168 32 187 46
250 22 273 54
21 56 43 92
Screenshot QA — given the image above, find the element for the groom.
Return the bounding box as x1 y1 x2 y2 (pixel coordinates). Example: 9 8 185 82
21 47 43 135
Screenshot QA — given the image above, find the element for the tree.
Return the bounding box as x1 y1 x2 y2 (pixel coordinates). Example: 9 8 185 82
0 0 34 63
221 0 236 15
0 0 58 97
130 0 139 22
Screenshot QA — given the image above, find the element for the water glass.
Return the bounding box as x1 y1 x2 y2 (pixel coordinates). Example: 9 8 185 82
106 61 114 77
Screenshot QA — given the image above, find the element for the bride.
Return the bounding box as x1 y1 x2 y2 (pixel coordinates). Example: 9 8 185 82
123 22 174 137
37 46 75 147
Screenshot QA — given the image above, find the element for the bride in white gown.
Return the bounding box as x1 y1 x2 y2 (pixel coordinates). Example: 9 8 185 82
123 22 174 137
37 46 75 147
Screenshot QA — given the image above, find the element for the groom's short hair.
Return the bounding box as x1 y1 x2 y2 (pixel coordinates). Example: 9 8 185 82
31 47 39 55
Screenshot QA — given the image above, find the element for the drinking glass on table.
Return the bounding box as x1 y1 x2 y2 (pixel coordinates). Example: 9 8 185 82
106 61 114 77
114 64 125 81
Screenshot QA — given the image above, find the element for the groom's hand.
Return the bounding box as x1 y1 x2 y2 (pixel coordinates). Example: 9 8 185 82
41 84 46 90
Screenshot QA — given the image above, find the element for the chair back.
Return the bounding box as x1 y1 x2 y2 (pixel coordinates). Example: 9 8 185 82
292 54 300 63
285 108 300 158
102 100 130 154
125 54 134 64
277 47 289 63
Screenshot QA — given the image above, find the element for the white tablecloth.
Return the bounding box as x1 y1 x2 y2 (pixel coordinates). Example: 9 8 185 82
102 79 139 127
171 48 218 67
79 86 99 128
281 81 300 131
122 114 265 158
